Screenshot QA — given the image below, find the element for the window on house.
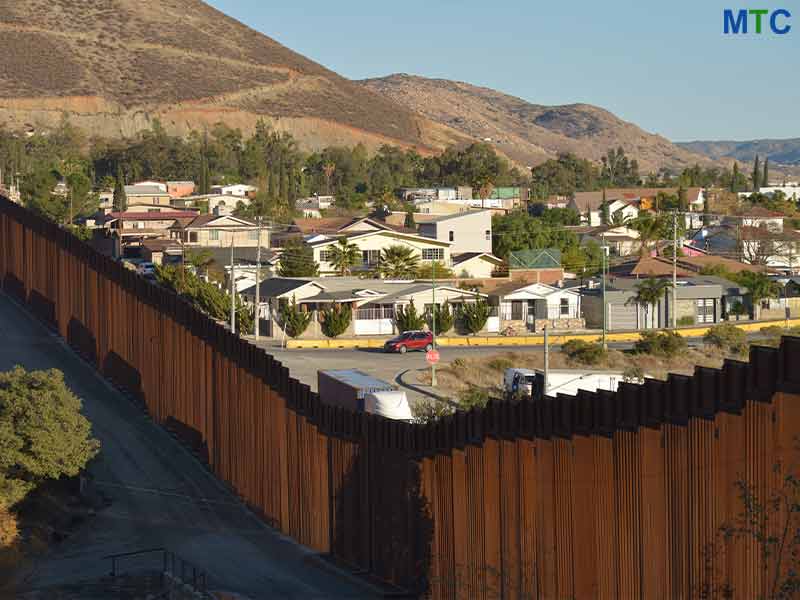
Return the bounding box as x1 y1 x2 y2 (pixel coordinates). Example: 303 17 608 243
362 250 381 265
485 230 491 241
248 230 259 241
511 300 524 321
319 250 333 262
189 232 198 243
560 298 570 316
696 298 715 324
449 231 454 242
209 230 220 241
421 248 444 261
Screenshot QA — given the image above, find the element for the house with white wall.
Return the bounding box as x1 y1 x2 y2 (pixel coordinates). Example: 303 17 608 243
211 184 257 198
169 214 270 248
490 282 583 332
417 210 493 255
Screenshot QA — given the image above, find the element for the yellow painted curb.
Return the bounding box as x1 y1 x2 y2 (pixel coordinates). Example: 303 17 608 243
284 318 800 350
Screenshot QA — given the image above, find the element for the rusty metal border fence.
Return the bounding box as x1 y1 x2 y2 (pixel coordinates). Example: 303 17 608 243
2 196 800 599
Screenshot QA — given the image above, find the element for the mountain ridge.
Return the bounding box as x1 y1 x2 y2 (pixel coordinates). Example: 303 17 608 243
359 73 717 172
676 138 800 167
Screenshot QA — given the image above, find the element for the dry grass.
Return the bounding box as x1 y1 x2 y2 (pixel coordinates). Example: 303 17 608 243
417 345 735 400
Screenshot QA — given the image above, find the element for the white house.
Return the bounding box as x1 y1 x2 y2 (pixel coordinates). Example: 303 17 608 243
310 229 452 276
211 184 257 198
417 210 493 255
451 253 505 278
492 282 583 332
606 199 640 224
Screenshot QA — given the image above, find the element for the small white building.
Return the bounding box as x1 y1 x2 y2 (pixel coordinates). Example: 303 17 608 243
211 184 257 198
451 253 505 279
493 282 583 332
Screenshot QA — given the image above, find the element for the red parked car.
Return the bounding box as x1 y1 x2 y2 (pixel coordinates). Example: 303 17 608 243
383 331 434 354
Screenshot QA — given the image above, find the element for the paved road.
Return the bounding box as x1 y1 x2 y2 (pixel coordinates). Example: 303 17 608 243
0 292 376 599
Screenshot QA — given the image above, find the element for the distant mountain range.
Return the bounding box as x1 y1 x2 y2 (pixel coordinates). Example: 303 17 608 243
676 139 800 167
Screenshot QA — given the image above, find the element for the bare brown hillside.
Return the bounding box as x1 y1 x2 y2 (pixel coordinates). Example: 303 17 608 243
0 0 466 152
361 74 714 172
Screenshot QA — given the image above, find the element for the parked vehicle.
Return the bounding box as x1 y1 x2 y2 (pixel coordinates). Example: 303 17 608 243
136 262 156 277
383 331 434 354
504 368 537 398
317 370 412 420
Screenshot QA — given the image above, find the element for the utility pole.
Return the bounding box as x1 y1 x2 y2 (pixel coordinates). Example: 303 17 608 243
543 325 549 397
430 259 437 387
254 217 262 341
601 237 608 350
230 233 236 335
672 210 678 329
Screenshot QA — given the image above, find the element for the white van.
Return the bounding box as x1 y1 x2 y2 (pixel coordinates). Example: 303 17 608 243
504 368 537 398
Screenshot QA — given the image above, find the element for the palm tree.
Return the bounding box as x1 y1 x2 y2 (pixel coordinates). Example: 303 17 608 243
322 162 336 195
378 245 419 279
630 213 665 257
626 277 670 329
186 249 214 279
328 237 360 276
477 180 494 210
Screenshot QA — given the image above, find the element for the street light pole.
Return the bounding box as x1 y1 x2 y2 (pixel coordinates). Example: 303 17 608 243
431 259 437 387
229 233 236 335
672 210 678 329
601 237 608 350
254 217 262 341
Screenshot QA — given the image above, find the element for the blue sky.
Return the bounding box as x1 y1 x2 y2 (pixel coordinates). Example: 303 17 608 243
207 0 799 141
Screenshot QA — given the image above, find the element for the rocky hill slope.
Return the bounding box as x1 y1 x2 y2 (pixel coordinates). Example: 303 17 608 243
360 74 714 172
0 0 465 152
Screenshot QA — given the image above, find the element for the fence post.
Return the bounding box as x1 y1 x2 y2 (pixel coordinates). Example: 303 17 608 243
110 556 116 577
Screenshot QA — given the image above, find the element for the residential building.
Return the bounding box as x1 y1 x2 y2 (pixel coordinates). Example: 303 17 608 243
491 282 583 332
240 277 491 338
569 187 705 225
609 254 767 279
133 181 167 192
417 210 492 255
724 207 785 232
690 224 800 272
571 225 641 257
166 181 196 198
451 253 505 279
169 214 270 248
310 229 452 276
211 184 257 198
505 248 565 284
100 210 199 258
582 276 748 330
124 185 172 207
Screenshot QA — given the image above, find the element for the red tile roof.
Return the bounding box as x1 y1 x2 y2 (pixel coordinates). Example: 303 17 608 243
107 211 197 220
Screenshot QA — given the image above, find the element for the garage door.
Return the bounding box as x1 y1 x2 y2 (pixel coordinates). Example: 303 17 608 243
608 303 637 331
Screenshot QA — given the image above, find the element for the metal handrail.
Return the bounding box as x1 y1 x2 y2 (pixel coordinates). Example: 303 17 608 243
105 547 210 596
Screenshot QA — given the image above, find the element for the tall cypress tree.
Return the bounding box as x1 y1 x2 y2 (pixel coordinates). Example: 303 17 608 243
113 165 127 212
752 155 761 193
731 162 739 193
199 132 210 195
762 157 769 188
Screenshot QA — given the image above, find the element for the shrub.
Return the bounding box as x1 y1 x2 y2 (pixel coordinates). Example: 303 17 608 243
412 398 455 424
634 330 687 358
704 323 748 354
396 300 426 333
460 300 491 335
562 339 607 366
320 303 351 338
281 297 312 338
487 357 514 372
458 386 490 410
623 365 645 384
428 302 454 335
451 358 467 370
677 316 695 326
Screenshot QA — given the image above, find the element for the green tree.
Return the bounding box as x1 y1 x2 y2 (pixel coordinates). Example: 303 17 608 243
378 245 419 279
113 164 127 212
752 155 761 193
278 239 319 277
395 300 426 332
281 297 312 338
634 330 687 358
404 210 416 229
320 303 351 338
600 147 639 187
416 261 455 280
459 300 491 335
0 367 99 508
328 238 360 276
199 132 211 195
702 196 711 227
626 277 671 328
630 213 669 257
762 156 769 188
185 248 214 279
731 162 740 193
529 153 600 198
735 271 779 319
429 301 454 335
678 185 688 212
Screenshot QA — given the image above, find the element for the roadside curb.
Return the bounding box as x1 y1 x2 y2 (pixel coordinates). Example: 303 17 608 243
394 369 455 405
285 317 800 350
